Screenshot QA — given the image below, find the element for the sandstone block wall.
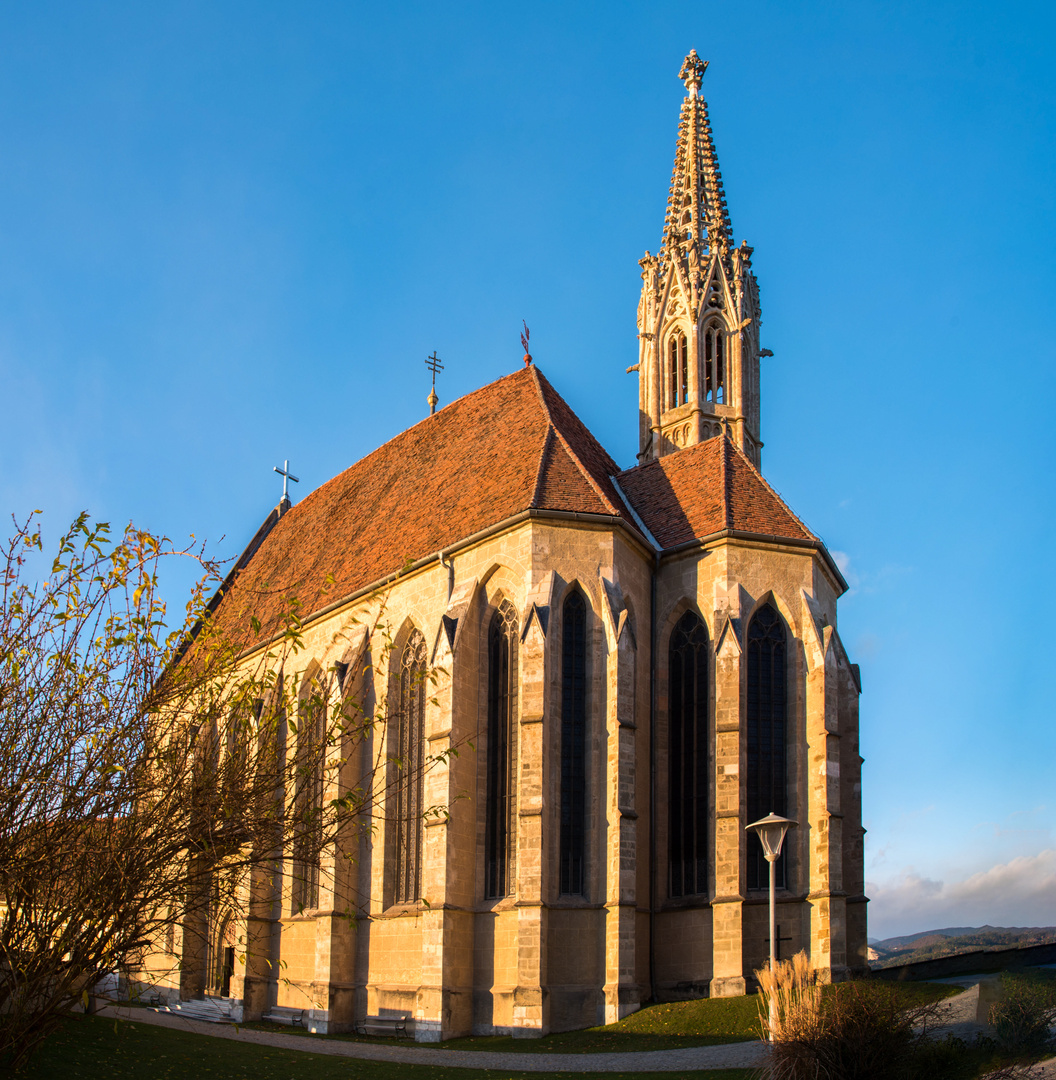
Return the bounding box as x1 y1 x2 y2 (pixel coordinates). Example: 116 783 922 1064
140 517 864 1036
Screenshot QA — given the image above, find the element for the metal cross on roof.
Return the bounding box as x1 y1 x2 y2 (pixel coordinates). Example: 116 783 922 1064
426 351 444 415
273 459 300 503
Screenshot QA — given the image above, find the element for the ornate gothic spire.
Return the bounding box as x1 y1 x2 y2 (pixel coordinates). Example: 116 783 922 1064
634 52 763 470
660 49 733 284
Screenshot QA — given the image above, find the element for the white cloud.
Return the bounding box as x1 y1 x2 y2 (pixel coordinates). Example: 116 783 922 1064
866 849 1056 940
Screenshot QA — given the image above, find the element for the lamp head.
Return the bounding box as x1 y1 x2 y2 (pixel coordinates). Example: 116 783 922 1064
746 812 798 862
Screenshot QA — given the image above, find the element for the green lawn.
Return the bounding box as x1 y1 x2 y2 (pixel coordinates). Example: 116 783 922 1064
234 992 765 1055
438 994 765 1053
28 1015 757 1080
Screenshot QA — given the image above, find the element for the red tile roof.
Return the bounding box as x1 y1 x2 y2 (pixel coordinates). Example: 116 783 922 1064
212 366 823 644
213 366 639 637
614 435 817 549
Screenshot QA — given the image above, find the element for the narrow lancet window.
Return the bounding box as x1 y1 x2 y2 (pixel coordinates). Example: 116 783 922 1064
485 600 518 899
704 323 725 405
669 611 708 897
679 332 689 404
560 589 588 895
667 331 689 409
293 679 324 913
747 603 788 889
394 630 427 903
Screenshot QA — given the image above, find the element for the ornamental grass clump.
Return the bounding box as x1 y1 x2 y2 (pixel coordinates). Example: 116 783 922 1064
756 950 823 1050
757 951 943 1080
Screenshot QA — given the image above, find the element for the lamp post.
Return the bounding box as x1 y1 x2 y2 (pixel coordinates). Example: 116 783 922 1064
746 812 798 1038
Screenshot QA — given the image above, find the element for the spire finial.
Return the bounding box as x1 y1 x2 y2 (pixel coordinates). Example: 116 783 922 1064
679 49 707 97
521 321 532 366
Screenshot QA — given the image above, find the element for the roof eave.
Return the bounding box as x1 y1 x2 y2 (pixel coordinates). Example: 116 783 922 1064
231 506 654 664
661 528 850 597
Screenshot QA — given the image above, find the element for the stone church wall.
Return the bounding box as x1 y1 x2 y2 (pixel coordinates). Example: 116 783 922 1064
137 512 863 1036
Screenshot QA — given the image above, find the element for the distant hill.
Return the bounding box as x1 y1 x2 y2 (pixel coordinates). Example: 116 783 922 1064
869 925 1056 969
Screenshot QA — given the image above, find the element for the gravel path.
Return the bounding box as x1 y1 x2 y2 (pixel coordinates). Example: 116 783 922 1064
96 983 1056 1075
927 982 988 1039
98 1004 767 1073
924 983 1056 1079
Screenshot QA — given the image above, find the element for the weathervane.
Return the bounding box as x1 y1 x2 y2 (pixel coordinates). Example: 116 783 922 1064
521 322 532 366
273 459 299 505
426 351 444 415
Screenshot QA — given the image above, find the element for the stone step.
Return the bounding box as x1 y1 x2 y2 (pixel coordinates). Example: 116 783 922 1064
153 998 239 1023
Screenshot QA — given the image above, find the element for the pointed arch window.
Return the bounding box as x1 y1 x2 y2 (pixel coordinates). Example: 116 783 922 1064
485 600 518 899
669 611 709 897
292 676 324 913
394 630 427 903
704 323 725 405
667 330 689 409
747 603 788 889
560 589 588 896
211 914 236 998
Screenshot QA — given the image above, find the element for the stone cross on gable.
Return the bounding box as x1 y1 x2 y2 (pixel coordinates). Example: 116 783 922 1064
273 459 299 504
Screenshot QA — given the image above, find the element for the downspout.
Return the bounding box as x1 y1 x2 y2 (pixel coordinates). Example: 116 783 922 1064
648 547 659 1001
437 550 454 603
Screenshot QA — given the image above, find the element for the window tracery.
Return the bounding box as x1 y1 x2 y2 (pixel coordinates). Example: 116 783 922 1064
747 603 788 889
485 600 518 899
668 610 708 897
559 589 588 896
292 674 324 913
394 630 427 904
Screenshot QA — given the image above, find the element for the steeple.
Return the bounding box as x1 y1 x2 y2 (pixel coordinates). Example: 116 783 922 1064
634 51 764 468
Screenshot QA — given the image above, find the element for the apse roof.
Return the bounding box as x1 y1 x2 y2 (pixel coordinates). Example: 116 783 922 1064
614 435 818 550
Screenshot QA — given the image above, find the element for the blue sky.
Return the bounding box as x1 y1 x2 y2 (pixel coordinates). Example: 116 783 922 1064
1 1 1053 940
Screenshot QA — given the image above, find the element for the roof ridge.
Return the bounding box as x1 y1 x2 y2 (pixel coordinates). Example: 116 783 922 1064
531 425 555 509
721 434 732 530
726 437 819 542
549 418 620 515
530 367 620 515
528 364 553 425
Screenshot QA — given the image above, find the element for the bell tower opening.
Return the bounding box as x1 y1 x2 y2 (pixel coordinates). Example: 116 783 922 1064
703 321 725 404
667 330 689 409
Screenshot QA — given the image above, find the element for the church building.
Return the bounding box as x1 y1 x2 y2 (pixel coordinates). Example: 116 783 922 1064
144 50 866 1040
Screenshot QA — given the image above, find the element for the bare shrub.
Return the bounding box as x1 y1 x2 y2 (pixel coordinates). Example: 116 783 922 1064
0 513 453 1070
990 973 1056 1055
